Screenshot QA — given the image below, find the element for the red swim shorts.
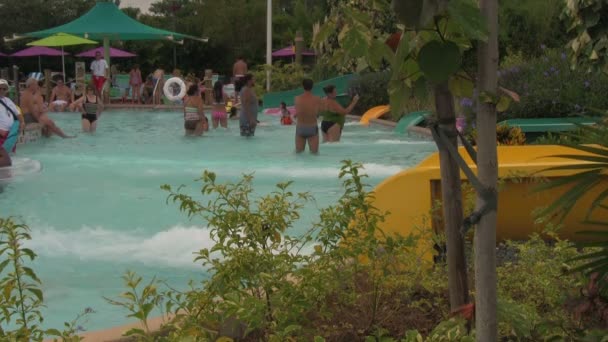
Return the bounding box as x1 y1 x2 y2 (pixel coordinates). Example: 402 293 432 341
92 75 106 93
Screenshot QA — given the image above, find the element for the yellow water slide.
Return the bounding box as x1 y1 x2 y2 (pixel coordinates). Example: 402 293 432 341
360 105 391 125
373 145 606 246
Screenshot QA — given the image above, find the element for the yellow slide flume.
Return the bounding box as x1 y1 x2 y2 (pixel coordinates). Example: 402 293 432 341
373 145 606 247
360 105 390 125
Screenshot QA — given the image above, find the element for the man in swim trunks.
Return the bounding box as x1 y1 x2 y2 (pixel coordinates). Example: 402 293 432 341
91 51 109 97
294 79 321 154
49 78 72 112
239 74 258 137
20 78 74 139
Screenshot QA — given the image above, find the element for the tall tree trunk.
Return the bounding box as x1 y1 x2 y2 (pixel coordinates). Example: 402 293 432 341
475 0 499 340
434 83 469 311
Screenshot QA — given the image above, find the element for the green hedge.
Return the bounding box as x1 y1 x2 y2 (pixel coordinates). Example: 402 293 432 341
498 49 608 119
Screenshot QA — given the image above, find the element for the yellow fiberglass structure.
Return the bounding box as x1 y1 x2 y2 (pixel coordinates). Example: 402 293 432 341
372 145 607 246
360 105 391 125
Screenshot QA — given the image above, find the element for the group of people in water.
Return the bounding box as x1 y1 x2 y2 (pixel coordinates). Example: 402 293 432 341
0 69 360 167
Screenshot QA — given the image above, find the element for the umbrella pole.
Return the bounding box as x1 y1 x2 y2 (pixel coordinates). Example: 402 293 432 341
38 56 42 73
62 46 66 82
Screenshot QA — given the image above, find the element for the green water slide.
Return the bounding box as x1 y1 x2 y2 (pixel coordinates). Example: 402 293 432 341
394 111 432 134
262 74 354 109
498 117 601 133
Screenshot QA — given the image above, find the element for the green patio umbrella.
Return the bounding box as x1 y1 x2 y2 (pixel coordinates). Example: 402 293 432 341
23 2 206 68
28 33 97 82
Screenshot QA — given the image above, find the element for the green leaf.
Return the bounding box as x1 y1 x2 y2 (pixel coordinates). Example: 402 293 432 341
368 39 394 70
22 267 41 284
314 337 326 342
45 328 62 336
313 21 335 46
0 259 10 274
388 79 411 118
447 0 488 41
26 288 43 302
391 0 424 29
448 76 474 97
418 40 461 83
496 95 512 112
342 28 370 59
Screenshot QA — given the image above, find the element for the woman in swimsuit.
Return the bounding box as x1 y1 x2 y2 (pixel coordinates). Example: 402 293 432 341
72 84 103 133
129 64 143 104
320 85 359 143
69 84 85 112
183 84 206 136
211 80 228 129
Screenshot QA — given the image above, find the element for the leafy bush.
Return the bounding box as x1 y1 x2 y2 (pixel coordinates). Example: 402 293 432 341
252 62 308 98
0 218 92 342
347 72 391 116
348 72 433 119
498 48 608 120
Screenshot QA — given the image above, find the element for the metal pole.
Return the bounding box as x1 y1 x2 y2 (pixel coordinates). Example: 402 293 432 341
266 0 272 91
61 46 66 82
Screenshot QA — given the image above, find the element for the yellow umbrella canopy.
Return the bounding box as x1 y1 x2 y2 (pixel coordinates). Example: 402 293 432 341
28 33 97 81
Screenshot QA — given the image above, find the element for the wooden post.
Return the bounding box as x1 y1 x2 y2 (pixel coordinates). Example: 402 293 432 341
475 0 499 340
204 69 213 105
12 65 19 104
295 30 304 65
433 82 470 312
44 69 52 102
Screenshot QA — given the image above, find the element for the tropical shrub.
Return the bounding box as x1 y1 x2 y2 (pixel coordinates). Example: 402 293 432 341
252 62 308 98
0 218 92 342
347 72 391 116
348 72 434 119
498 48 608 120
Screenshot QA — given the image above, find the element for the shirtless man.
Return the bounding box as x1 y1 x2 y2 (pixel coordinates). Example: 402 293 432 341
49 79 72 112
232 56 248 81
294 79 321 154
20 78 73 138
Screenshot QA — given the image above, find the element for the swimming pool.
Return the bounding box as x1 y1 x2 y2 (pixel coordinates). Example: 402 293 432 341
0 110 436 331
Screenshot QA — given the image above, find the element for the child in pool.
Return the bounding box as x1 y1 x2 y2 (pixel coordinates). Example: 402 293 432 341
280 101 293 125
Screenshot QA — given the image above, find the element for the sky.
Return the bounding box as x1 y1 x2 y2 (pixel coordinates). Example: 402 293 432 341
120 0 154 13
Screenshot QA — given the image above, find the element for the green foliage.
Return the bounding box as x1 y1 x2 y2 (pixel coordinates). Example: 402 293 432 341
156 161 449 340
563 0 608 74
252 62 308 98
104 271 164 339
498 0 567 57
313 0 396 73
497 234 587 339
319 0 487 118
46 308 95 342
348 72 391 116
497 48 608 120
536 121 608 296
0 217 45 341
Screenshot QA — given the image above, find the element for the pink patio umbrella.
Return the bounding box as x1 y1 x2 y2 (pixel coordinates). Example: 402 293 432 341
271 45 315 58
11 46 69 73
0 52 6 57
76 46 136 58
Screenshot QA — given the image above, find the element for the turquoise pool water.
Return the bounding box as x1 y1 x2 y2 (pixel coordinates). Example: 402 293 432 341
0 110 436 331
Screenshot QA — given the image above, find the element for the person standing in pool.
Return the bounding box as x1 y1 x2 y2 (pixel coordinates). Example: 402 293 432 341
71 84 103 133
294 79 320 153
183 84 206 136
320 85 359 142
238 74 258 137
211 80 228 129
